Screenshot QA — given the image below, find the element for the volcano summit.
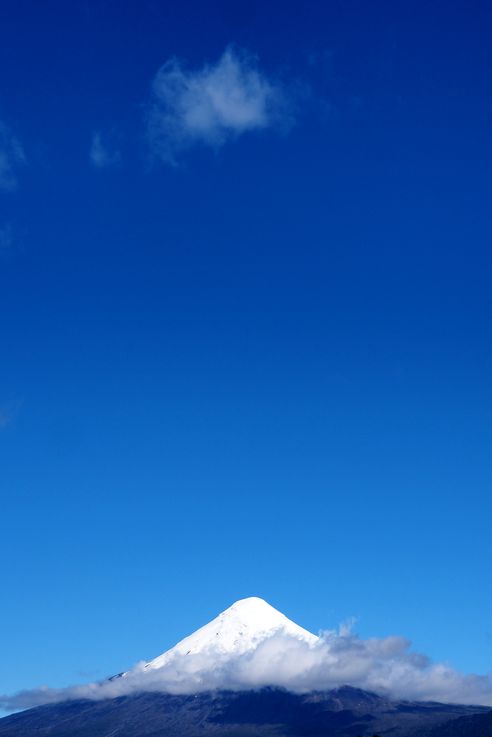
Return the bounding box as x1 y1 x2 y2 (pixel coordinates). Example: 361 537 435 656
145 596 318 668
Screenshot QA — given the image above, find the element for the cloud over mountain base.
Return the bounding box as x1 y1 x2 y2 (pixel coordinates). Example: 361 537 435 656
3 625 492 711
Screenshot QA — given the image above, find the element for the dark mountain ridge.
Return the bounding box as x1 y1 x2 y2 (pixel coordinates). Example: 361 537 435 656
0 686 490 737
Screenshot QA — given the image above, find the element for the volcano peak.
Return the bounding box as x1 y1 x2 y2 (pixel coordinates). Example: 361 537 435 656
144 596 317 671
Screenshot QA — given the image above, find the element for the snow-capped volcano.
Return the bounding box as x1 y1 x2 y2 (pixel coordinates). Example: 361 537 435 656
144 597 318 671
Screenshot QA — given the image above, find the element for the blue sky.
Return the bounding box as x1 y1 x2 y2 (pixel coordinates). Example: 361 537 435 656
1 0 492 702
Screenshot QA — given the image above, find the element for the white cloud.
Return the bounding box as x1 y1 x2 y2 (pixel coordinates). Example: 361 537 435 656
2 622 492 711
0 122 25 191
147 47 291 163
90 132 121 168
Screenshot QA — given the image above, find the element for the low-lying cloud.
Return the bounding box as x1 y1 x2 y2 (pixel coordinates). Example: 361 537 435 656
147 46 291 164
0 122 25 191
3 624 492 711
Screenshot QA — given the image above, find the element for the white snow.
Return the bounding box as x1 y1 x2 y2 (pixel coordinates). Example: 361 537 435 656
144 596 318 671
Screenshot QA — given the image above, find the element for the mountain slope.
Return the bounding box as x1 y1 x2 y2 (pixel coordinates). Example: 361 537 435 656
429 709 492 737
0 687 489 737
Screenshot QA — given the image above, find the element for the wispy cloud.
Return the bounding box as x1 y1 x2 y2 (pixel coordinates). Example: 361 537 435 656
3 621 492 710
90 132 121 168
147 46 292 164
0 399 21 429
0 122 26 191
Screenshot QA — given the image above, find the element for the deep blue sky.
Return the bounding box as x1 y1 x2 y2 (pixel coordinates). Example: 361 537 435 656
1 0 492 700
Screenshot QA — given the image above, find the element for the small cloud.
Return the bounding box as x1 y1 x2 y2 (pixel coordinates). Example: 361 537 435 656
148 46 292 164
0 122 26 191
90 132 121 168
337 616 357 637
0 399 21 428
